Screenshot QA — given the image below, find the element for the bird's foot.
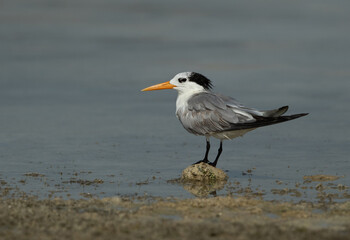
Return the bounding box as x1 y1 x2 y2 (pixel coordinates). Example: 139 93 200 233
192 159 210 165
192 159 217 167
207 161 217 167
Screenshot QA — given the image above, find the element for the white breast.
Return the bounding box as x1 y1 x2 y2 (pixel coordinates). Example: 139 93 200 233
175 90 204 116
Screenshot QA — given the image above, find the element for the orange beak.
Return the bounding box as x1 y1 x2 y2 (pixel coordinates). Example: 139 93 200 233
141 81 176 91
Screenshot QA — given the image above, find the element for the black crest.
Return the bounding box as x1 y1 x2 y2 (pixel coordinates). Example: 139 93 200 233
189 72 213 90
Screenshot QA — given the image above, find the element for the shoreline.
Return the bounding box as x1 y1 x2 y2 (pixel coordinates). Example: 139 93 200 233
1 195 349 240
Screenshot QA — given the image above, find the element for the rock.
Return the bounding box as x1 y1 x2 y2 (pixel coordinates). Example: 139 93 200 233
181 162 228 182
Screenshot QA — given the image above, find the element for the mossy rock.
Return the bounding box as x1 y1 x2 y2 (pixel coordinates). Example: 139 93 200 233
181 162 228 183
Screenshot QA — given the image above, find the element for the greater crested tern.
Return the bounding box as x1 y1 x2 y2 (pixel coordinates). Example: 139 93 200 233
142 72 308 167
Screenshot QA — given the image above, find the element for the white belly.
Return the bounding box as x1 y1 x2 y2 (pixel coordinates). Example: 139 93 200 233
209 128 256 140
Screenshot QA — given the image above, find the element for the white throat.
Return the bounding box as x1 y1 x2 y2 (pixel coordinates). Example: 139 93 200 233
175 88 206 112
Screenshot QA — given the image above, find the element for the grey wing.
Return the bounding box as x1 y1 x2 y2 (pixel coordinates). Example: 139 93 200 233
177 92 293 135
215 94 288 117
177 92 256 135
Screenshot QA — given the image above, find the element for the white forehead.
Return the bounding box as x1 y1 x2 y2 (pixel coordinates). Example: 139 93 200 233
173 72 192 79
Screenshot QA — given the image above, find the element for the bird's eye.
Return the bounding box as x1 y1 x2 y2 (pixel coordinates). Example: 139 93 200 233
178 78 187 83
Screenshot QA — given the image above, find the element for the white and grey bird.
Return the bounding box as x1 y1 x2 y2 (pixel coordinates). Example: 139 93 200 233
142 72 308 167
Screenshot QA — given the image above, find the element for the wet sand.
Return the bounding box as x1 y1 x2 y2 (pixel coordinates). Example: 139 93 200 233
2 170 349 240
1 167 349 239
2 170 350 240
1 195 350 240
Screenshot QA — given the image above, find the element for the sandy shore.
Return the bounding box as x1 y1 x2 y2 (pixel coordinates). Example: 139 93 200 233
1 195 350 240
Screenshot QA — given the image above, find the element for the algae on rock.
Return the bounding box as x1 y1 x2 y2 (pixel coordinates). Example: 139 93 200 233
181 162 228 182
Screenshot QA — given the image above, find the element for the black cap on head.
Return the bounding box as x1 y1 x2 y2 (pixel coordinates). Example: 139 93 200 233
188 72 213 90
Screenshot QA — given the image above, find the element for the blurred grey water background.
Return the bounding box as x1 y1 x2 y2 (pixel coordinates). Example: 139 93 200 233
0 0 349 201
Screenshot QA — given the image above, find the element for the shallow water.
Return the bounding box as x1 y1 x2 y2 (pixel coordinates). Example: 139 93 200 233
0 0 349 202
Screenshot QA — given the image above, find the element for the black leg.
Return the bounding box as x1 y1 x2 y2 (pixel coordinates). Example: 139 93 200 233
210 140 223 167
193 138 210 165
204 139 210 161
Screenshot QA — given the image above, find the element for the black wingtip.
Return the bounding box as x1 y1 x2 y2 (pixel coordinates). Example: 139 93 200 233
222 112 308 132
294 113 309 118
252 112 308 128
280 112 308 121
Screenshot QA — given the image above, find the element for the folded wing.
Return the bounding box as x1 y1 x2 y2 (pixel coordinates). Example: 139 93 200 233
176 92 307 135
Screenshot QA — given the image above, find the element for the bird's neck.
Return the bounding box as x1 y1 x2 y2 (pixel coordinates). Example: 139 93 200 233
175 89 207 111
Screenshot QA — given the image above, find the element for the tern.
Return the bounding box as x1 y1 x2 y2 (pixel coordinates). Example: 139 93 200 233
142 72 308 167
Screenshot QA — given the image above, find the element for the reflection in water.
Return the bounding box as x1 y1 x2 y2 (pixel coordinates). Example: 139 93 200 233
182 180 227 197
